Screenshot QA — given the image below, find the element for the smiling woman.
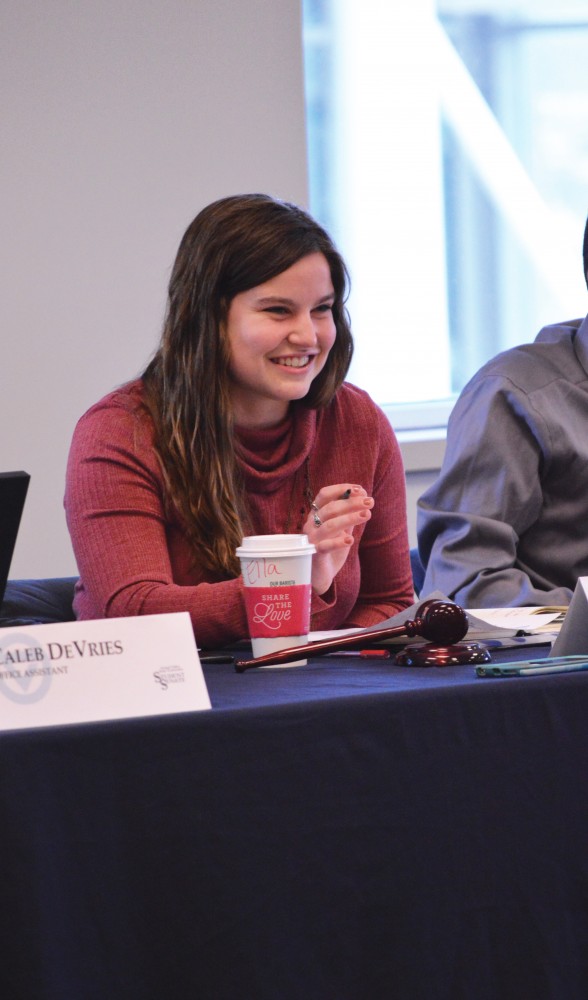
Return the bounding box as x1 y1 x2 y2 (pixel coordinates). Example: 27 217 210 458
64 194 414 648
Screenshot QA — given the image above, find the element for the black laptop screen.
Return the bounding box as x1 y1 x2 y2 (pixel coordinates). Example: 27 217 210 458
0 471 30 605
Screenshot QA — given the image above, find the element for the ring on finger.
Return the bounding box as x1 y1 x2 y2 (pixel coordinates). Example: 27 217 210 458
312 509 322 527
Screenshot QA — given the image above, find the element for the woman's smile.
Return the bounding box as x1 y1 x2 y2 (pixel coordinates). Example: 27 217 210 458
270 354 313 368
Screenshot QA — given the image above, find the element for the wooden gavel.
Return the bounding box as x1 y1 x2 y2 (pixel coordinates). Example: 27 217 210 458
234 599 469 671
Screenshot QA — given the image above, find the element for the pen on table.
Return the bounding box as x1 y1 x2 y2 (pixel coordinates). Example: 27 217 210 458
198 653 235 664
517 662 588 676
327 648 390 659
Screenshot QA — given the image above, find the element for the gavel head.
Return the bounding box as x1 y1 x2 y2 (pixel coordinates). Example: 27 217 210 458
415 599 469 645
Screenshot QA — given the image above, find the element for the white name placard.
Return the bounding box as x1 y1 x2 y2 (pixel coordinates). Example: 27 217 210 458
0 612 211 732
551 577 588 657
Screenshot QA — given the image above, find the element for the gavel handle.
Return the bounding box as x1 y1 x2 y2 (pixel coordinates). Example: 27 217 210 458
234 620 412 672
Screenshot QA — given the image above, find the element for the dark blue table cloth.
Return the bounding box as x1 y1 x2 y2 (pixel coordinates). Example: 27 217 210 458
2 643 588 1000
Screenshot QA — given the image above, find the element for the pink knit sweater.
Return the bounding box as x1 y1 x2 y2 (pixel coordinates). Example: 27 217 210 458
65 380 413 647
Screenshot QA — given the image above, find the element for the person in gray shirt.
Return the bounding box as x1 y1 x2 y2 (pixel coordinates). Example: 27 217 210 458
417 215 588 608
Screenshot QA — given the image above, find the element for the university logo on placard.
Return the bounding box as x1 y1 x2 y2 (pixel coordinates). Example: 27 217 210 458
0 631 57 704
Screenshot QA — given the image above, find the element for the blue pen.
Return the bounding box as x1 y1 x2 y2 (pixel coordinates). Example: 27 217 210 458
518 661 588 676
477 655 588 678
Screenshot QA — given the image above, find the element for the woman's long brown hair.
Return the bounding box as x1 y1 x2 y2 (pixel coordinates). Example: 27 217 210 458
142 194 354 578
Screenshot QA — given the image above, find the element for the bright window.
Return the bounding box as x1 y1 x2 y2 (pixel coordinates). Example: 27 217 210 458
302 0 588 430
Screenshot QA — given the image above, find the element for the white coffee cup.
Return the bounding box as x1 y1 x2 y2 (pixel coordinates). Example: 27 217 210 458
236 534 316 666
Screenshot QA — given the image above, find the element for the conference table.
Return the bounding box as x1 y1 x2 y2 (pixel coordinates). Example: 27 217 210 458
2 639 588 1000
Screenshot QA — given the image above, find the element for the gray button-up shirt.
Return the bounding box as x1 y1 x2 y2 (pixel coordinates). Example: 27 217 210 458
417 314 588 607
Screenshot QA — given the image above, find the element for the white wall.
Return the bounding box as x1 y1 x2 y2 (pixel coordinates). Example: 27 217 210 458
2 0 308 578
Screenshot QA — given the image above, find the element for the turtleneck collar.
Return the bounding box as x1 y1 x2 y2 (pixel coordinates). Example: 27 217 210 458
235 403 318 495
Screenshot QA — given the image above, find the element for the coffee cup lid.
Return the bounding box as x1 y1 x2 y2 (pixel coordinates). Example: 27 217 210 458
236 533 316 559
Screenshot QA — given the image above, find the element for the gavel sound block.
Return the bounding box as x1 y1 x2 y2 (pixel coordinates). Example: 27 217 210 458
393 598 491 667
234 599 490 671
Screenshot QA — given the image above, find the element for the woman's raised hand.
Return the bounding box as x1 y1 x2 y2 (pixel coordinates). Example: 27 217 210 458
303 484 374 596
